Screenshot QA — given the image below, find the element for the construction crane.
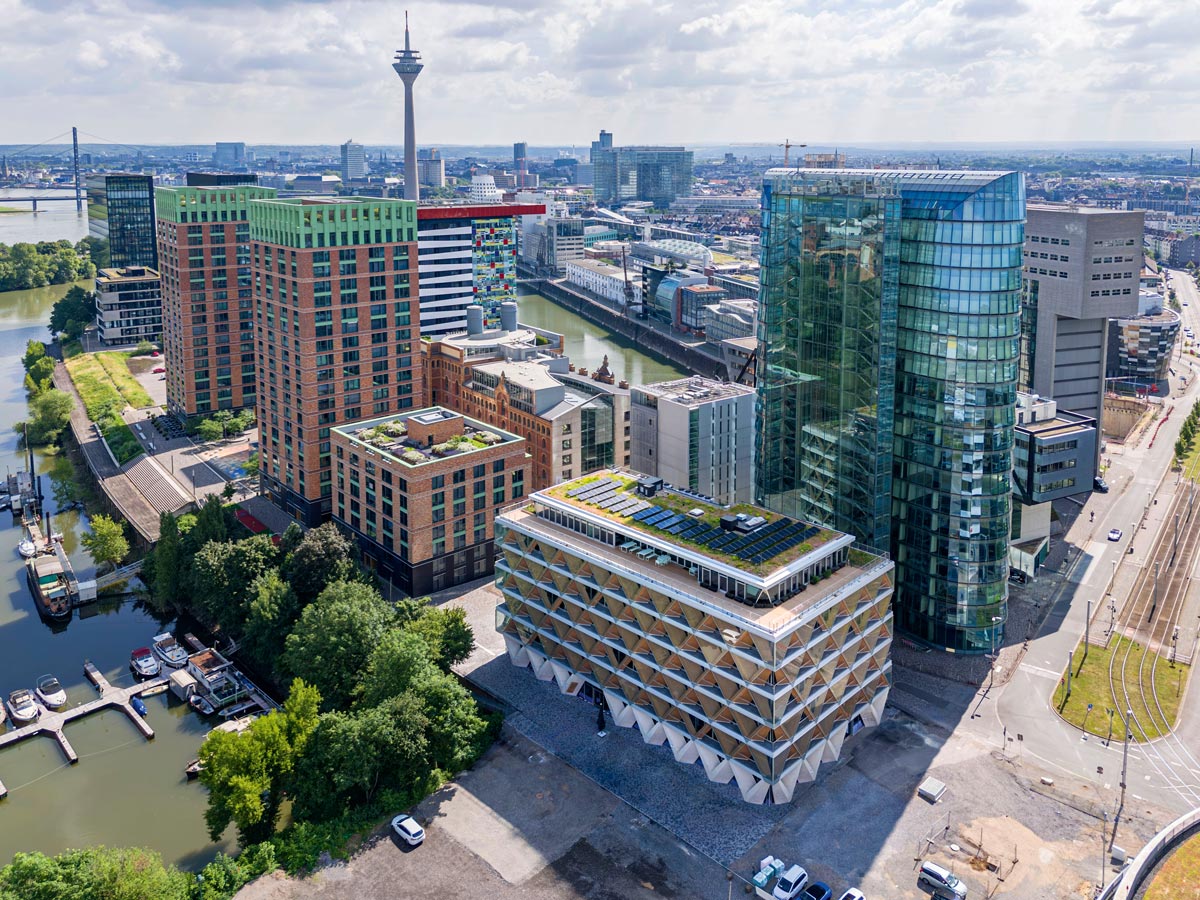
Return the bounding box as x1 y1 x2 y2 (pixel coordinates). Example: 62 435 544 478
780 139 807 167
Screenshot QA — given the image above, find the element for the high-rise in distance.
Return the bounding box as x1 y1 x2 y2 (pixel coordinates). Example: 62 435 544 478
757 169 1026 654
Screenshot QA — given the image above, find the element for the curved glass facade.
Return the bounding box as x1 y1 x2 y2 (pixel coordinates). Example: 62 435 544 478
891 172 1024 653
757 169 1025 654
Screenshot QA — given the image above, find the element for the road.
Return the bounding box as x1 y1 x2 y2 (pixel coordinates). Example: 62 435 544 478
976 268 1200 832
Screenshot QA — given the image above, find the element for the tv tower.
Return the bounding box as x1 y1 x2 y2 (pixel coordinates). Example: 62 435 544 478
392 11 423 202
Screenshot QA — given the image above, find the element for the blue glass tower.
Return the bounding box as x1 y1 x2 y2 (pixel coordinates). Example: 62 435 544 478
757 169 1025 653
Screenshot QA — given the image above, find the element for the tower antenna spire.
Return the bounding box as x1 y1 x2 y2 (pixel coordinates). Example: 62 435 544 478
405 10 410 52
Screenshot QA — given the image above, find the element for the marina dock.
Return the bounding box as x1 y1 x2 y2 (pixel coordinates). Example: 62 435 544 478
0 664 168 781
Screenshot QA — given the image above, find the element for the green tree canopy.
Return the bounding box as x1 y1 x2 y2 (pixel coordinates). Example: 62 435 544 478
241 569 300 674
281 581 396 709
81 513 129 571
22 339 46 373
190 534 279 631
408 605 475 670
290 694 430 821
282 522 357 604
0 847 192 900
150 510 182 612
17 388 73 445
47 285 97 338
195 418 224 442
24 355 56 395
199 680 320 845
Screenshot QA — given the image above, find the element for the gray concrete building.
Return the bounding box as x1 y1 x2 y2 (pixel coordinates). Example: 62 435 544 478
1021 205 1144 424
630 377 755 505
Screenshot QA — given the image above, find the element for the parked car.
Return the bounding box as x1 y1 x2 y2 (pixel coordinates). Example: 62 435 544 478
802 883 833 900
152 366 165 374
150 350 160 357
1093 476 1109 493
390 814 424 846
836 891 866 900
1108 528 1123 542
772 865 810 900
918 861 967 899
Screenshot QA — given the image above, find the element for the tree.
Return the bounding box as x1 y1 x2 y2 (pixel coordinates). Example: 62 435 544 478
81 514 128 571
408 605 475 670
17 388 73 445
22 339 46 373
243 451 260 479
0 847 192 900
281 581 396 709
241 570 299 673
282 522 357 604
199 680 320 845
47 285 96 339
151 511 182 611
24 355 56 395
135 339 155 355
359 628 440 708
196 418 224 442
290 694 430 820
190 534 279 630
223 481 236 501
411 670 490 772
185 495 228 553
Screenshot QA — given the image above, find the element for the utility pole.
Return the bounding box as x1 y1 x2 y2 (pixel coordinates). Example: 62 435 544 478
1173 513 1180 564
1066 650 1073 698
1150 561 1159 622
1085 599 1091 660
72 126 82 213
1120 708 1131 809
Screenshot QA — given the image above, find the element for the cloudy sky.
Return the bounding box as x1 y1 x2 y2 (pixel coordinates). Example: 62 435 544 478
2 0 1196 148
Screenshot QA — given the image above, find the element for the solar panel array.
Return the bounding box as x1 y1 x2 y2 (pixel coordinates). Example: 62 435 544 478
566 479 821 566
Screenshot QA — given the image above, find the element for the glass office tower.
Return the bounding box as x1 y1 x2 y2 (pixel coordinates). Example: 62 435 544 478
757 171 900 553
87 174 158 269
757 169 1025 653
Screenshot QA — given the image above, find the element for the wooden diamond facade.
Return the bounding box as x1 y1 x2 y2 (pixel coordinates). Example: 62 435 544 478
495 501 894 805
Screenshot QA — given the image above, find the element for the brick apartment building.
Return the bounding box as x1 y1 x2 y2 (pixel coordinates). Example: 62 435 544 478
251 196 422 526
331 407 527 594
156 185 278 417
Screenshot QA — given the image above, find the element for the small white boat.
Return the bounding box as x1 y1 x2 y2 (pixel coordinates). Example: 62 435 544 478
17 538 37 559
7 689 39 723
151 632 188 668
34 675 66 709
129 647 161 678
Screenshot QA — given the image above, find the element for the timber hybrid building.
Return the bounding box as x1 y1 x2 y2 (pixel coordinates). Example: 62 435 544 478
496 472 894 804
757 169 1025 654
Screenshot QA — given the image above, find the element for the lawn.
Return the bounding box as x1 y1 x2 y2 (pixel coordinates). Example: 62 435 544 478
1052 635 1190 742
64 352 152 416
1145 832 1200 900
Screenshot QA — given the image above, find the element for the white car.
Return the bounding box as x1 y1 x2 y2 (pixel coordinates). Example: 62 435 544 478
837 891 866 900
391 814 424 846
773 864 810 900
1108 528 1123 542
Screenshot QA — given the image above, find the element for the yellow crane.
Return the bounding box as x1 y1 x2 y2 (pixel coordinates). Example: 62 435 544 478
780 139 807 167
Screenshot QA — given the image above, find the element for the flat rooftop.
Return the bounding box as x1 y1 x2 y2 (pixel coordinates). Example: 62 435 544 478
1019 416 1095 438
634 376 755 405
333 408 523 468
473 359 561 392
542 472 843 577
503 504 878 634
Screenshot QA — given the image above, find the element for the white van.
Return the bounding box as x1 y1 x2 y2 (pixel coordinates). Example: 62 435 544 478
772 864 810 900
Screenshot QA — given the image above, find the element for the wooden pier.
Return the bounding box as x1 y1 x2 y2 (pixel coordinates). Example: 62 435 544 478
0 664 168 786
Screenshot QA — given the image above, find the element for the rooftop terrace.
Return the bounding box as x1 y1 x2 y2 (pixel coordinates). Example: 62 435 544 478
543 472 845 578
334 408 522 468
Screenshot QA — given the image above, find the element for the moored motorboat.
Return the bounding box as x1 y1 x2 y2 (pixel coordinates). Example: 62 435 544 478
17 538 36 558
129 647 161 678
130 696 148 716
7 689 39 723
189 694 215 716
151 632 188 668
34 674 66 708
185 758 204 779
27 555 71 620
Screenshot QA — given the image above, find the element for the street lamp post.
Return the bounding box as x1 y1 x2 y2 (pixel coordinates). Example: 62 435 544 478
1120 708 1132 810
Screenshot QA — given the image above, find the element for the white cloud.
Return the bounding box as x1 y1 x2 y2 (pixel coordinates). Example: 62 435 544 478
2 0 1199 145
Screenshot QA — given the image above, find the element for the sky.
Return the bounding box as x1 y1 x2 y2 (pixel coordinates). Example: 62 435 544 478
2 0 1198 148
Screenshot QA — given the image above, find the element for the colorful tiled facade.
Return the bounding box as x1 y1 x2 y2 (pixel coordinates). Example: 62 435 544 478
496 471 894 804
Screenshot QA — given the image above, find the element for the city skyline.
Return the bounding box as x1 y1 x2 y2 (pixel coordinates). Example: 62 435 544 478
3 0 1198 146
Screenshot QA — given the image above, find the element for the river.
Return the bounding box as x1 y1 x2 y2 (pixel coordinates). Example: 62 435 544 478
0 189 87 245
0 282 235 869
516 287 687 385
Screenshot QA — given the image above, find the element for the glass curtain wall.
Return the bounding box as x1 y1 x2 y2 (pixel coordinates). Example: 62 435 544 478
890 171 1024 652
756 172 900 553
